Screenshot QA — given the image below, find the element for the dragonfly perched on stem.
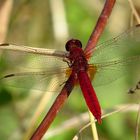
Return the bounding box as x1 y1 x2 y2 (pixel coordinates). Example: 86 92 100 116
0 24 140 123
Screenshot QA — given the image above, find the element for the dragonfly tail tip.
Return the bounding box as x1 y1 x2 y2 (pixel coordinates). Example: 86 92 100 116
97 118 102 124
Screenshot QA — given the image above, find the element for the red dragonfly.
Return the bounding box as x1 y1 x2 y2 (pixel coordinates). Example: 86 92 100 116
0 24 140 124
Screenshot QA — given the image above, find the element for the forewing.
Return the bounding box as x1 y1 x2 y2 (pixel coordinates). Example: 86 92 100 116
89 24 140 63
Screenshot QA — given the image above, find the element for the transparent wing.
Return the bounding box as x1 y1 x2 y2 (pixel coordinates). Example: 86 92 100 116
89 24 140 63
0 70 67 91
86 24 140 86
90 56 140 86
0 48 69 91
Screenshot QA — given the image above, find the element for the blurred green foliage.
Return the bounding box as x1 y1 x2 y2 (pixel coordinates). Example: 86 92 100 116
0 0 140 140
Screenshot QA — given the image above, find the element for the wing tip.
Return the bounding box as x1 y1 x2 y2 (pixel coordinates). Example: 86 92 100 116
0 43 9 46
136 24 140 27
0 74 15 80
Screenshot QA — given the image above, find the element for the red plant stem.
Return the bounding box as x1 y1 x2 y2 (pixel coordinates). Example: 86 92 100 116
84 0 116 58
30 74 75 140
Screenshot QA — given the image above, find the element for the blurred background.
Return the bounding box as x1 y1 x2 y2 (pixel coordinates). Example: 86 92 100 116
0 0 140 140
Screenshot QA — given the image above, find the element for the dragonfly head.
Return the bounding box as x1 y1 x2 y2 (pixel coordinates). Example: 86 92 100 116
65 39 82 51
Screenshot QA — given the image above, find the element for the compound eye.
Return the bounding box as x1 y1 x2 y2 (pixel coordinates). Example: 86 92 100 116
65 39 82 51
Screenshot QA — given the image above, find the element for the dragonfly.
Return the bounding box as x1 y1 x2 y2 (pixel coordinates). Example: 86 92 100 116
0 24 140 124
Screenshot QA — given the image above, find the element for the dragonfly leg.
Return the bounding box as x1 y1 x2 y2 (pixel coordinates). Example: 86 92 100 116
63 58 71 67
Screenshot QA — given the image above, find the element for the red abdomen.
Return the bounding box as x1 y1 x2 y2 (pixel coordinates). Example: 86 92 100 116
78 71 102 124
